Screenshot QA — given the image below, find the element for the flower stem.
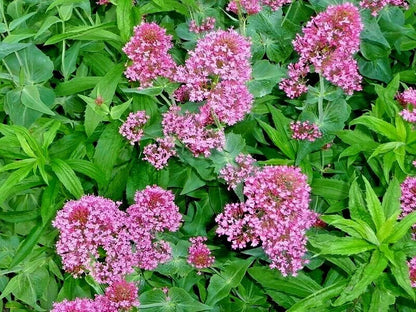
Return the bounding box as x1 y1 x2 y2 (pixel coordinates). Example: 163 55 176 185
318 74 325 123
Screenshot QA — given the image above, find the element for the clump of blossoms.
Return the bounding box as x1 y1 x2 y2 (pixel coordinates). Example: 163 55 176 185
162 106 225 157
227 0 291 15
143 136 177 169
187 236 215 273
216 164 318 276
400 176 416 287
400 176 416 239
123 22 176 87
119 111 149 145
280 3 363 98
397 88 416 123
360 0 408 16
53 186 182 283
189 17 216 33
290 121 323 142
52 280 139 312
52 196 135 284
220 153 257 189
127 185 183 269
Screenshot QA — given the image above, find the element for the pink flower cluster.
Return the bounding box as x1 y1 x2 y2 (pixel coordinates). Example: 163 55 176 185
280 3 363 98
53 187 182 283
400 176 416 239
187 236 215 273
216 165 318 276
119 111 149 145
123 25 253 168
123 22 176 87
162 106 225 157
409 257 416 288
397 88 416 123
400 176 416 287
52 279 139 312
143 136 177 169
189 17 216 33
227 0 291 15
290 121 322 142
360 0 408 16
220 153 257 189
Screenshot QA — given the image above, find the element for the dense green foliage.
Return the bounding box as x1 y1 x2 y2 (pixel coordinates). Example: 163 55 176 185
1 0 416 311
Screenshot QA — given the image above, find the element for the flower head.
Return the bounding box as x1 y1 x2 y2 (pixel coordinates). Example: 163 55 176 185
119 111 149 145
400 176 416 239
187 236 215 272
104 280 140 311
189 17 216 33
397 88 416 123
143 136 177 170
220 154 257 189
290 121 322 142
123 22 176 87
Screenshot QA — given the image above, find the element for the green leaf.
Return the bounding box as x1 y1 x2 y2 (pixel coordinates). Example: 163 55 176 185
0 210 40 223
363 176 385 232
382 177 401 218
320 215 379 245
248 266 322 298
65 159 106 187
311 178 349 200
56 77 102 96
8 12 36 31
8 225 45 269
350 116 400 141
35 16 61 38
0 42 31 60
390 251 416 300
308 234 376 255
257 119 295 159
110 98 132 120
206 258 253 306
334 250 388 306
358 57 392 83
51 159 84 199
288 281 347 311
3 45 54 84
93 123 124 182
369 287 396 311
40 178 60 225
21 85 55 116
116 0 133 42
386 211 416 243
0 164 34 204
248 60 285 97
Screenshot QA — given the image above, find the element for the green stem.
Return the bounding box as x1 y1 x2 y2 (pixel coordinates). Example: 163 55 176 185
236 1 246 36
159 93 172 107
318 74 325 123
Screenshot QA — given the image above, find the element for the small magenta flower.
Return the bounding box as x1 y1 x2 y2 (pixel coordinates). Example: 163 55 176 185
51 298 98 312
280 3 363 97
123 22 177 87
143 136 177 170
187 236 215 273
290 121 322 142
119 111 149 145
360 0 408 16
220 154 257 189
104 280 140 311
189 17 216 33
397 88 416 123
400 176 416 239
409 257 416 287
227 0 262 15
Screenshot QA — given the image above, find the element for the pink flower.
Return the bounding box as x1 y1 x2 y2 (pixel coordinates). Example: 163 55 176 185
175 29 251 102
397 88 416 123
199 81 253 126
360 0 408 16
104 280 140 311
187 236 215 272
123 22 176 87
220 154 257 189
217 166 318 276
280 3 363 97
51 298 99 312
409 257 416 287
52 196 135 284
189 17 216 33
162 106 225 157
290 121 322 142
143 136 177 170
400 176 416 239
119 111 149 145
227 0 262 14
